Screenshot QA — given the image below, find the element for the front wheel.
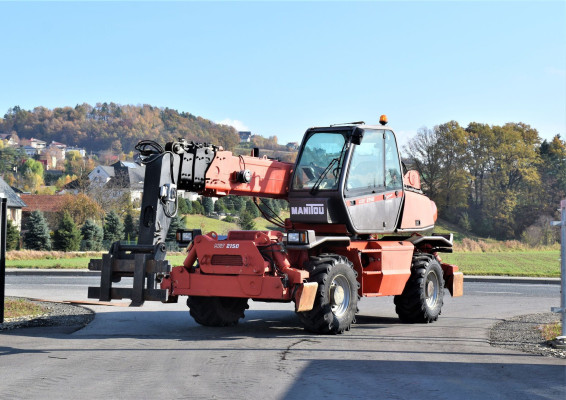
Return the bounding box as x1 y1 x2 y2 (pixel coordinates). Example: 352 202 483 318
297 254 359 334
394 255 445 323
187 296 249 327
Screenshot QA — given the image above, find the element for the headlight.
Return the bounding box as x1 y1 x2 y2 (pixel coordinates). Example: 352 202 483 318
288 232 300 243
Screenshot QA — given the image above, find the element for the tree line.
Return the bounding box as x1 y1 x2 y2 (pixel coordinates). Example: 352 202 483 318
404 121 566 242
0 103 241 153
10 194 288 252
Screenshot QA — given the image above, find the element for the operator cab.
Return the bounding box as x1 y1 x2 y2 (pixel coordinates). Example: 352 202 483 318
288 119 406 235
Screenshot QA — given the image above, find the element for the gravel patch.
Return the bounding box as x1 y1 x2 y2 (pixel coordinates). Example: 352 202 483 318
0 297 94 331
490 313 565 359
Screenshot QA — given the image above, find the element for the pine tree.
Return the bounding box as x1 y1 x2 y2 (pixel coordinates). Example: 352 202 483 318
53 210 81 251
123 213 138 242
103 211 124 243
6 219 20 251
238 211 256 230
245 198 260 218
177 198 190 214
202 197 214 215
166 215 185 242
23 210 52 250
81 219 104 251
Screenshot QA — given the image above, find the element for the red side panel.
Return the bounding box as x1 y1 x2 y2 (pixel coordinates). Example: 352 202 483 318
203 150 292 199
400 191 436 230
326 240 414 297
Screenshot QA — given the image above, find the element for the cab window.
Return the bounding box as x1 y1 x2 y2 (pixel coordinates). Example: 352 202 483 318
346 129 384 192
385 130 402 190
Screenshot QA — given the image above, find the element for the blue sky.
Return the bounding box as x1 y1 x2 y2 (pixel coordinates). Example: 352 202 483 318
1 1 564 146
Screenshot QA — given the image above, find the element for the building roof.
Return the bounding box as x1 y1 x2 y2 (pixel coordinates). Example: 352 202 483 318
0 177 27 208
20 194 66 213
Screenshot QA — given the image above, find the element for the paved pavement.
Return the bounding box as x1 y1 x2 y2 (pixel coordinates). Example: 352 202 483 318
1 275 564 400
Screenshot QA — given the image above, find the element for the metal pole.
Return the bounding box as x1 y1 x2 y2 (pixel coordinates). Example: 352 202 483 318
551 199 566 341
0 196 7 323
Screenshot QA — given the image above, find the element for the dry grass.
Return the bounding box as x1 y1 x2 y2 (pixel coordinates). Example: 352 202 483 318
455 238 560 253
6 250 104 261
539 322 562 341
3 298 47 319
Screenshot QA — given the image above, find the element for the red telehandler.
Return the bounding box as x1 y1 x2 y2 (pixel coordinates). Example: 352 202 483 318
88 117 463 334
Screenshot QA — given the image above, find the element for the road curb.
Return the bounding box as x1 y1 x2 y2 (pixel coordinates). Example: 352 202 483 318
6 269 100 277
465 275 560 285
5 269 561 284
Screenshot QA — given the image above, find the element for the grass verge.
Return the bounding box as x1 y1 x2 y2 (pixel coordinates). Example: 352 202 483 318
441 250 561 277
3 298 47 319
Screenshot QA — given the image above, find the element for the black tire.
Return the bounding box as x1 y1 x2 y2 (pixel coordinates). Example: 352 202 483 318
187 296 249 327
297 254 359 334
394 255 445 323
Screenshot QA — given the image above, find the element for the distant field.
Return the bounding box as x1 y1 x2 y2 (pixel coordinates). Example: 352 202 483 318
441 250 561 277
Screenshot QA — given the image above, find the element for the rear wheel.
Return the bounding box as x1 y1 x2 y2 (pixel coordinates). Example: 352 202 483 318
297 254 359 334
187 296 249 327
394 255 444 323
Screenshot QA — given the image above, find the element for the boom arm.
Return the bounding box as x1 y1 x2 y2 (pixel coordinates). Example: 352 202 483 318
137 140 293 248
89 139 293 305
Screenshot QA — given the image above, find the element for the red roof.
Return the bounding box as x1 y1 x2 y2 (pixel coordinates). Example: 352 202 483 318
20 194 67 213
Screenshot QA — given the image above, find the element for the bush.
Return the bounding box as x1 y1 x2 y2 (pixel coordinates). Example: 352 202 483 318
53 211 81 251
81 219 104 251
6 219 20 251
103 211 124 243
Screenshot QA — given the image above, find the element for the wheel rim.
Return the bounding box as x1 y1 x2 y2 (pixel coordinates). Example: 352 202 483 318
329 274 351 317
425 270 440 308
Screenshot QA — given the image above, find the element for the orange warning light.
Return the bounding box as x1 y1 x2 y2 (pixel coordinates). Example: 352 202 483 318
379 115 388 125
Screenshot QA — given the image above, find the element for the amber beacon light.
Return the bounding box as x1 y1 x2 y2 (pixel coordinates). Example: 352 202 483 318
379 115 388 125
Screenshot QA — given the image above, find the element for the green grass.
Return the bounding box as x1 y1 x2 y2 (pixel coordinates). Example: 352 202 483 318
182 212 289 234
6 213 562 277
441 250 561 277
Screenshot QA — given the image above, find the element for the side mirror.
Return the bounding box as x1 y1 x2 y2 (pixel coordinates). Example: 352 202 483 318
403 170 421 190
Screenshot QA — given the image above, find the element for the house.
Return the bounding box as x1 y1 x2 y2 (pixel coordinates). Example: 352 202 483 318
0 177 27 230
66 146 86 157
22 145 40 157
239 131 252 143
87 161 146 206
20 137 47 149
0 133 19 147
20 194 66 229
88 165 115 185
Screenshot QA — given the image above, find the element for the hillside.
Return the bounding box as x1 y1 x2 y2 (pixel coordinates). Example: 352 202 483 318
0 103 240 153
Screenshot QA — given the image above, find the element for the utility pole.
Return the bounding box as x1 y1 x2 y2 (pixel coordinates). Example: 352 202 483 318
550 199 566 346
0 195 7 323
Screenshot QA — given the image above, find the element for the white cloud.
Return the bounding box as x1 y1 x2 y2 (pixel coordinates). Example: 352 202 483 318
217 118 249 132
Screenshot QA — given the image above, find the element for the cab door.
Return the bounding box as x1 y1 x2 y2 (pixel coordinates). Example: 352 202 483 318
344 129 403 234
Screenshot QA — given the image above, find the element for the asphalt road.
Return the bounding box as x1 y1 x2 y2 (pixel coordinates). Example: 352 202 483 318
1 276 565 400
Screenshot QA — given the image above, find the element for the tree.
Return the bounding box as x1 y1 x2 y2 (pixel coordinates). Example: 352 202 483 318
245 198 259 218
23 210 51 250
123 213 138 242
166 215 186 242
53 211 81 251
191 200 204 215
6 219 20 251
81 219 104 251
60 193 105 225
202 197 214 215
177 198 190 214
238 211 256 230
103 211 124 243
